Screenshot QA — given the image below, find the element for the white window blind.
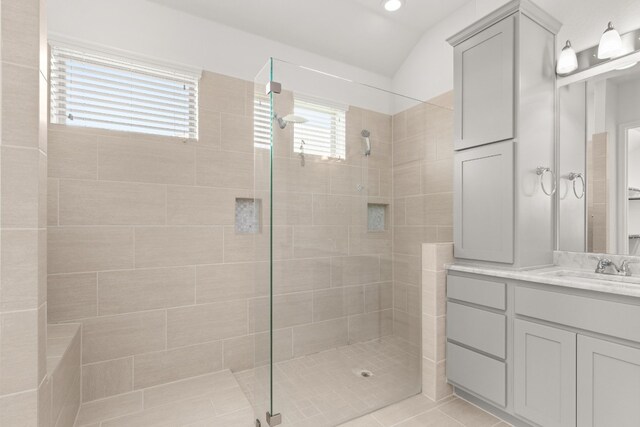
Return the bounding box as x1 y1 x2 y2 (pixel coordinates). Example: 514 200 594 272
50 45 199 139
253 92 271 150
294 95 347 159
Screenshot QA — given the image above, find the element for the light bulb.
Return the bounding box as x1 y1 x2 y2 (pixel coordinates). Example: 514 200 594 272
556 40 578 75
383 0 403 12
598 22 623 59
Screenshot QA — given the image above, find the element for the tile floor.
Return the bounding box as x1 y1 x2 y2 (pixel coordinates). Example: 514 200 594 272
236 337 422 426
73 370 253 426
340 395 511 427
73 338 510 427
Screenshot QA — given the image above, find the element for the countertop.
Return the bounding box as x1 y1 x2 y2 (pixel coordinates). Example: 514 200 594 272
447 263 640 299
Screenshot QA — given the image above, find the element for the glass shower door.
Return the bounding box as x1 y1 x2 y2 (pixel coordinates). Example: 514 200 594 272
251 57 426 426
249 58 275 427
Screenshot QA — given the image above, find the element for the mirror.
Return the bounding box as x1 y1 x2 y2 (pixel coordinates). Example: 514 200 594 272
558 63 640 255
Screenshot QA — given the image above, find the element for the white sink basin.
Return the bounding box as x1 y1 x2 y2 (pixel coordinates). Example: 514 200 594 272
541 269 640 285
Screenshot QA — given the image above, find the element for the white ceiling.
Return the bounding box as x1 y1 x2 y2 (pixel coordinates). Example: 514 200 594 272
146 0 469 76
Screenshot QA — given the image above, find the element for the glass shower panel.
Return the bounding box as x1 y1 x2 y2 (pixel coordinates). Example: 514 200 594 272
249 59 273 427
254 58 426 426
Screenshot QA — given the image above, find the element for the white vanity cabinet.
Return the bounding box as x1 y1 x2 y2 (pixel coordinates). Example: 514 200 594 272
448 0 560 267
514 319 576 427
577 336 640 427
446 274 507 407
453 15 515 150
446 270 640 427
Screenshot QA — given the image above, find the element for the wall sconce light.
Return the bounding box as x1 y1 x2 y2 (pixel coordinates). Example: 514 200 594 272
556 40 578 75
598 21 623 59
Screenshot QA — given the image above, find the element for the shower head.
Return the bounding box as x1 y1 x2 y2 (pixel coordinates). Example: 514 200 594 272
361 129 371 156
274 113 308 129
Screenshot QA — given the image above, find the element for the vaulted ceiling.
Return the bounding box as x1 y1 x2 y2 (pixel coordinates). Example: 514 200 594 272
147 0 470 76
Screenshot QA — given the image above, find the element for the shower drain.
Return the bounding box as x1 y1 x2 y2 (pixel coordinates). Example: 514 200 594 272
353 369 373 378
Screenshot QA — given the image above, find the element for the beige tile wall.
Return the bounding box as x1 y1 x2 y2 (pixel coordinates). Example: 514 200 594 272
421 243 453 401
0 0 49 424
46 324 81 427
588 132 608 253
47 71 394 403
391 93 454 355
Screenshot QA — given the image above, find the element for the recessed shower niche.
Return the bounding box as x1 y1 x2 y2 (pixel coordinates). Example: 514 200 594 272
367 203 388 232
235 198 262 233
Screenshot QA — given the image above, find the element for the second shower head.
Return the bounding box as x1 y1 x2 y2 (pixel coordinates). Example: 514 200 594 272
274 113 307 129
361 129 371 156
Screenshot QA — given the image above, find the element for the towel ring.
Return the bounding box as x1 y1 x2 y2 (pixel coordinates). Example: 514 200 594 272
568 172 585 199
536 166 556 196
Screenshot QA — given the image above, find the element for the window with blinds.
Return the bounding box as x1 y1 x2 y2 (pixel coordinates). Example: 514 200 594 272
294 96 347 159
253 92 271 150
50 45 199 139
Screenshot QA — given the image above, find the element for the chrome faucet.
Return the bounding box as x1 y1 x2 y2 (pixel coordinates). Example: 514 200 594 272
617 259 640 276
592 257 614 274
591 256 639 276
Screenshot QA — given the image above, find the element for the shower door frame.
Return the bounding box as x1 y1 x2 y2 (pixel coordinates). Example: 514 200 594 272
265 60 281 426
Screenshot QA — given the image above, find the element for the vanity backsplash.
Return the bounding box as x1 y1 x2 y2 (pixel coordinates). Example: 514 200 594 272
554 250 640 273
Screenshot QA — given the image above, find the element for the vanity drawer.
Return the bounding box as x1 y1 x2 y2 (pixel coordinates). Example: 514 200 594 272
515 287 640 343
447 342 506 407
447 302 506 358
447 274 506 310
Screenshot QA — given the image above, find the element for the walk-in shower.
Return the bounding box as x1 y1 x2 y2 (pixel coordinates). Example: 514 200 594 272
243 57 427 427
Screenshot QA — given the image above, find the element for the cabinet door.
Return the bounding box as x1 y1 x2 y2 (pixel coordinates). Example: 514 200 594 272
514 319 576 427
578 335 640 427
454 14 515 150
454 140 513 263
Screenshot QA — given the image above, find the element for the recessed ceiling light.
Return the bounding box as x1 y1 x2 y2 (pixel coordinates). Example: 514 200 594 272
383 0 403 12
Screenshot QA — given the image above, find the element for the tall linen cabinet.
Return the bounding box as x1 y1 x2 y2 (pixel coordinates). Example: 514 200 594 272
447 0 560 268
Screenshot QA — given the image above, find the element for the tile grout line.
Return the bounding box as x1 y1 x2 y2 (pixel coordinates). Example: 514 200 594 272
450 394 510 426
435 407 467 426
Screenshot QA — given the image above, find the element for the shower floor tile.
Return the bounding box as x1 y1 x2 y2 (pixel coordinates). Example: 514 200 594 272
235 336 422 427
74 338 508 427
73 370 254 427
